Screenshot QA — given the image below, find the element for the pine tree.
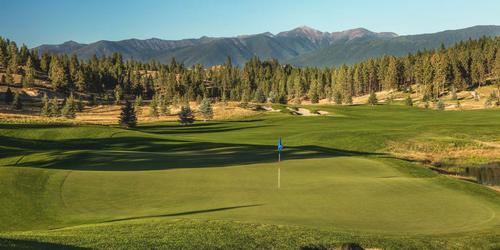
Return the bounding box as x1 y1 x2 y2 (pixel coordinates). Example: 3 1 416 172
134 95 142 115
12 92 22 110
49 98 60 117
61 94 77 119
405 95 413 106
344 94 353 105
6 43 18 75
333 91 342 105
254 89 266 103
159 96 170 115
149 96 159 118
40 94 50 117
23 57 35 87
75 69 87 92
0 74 5 84
199 97 214 121
178 105 195 125
368 92 378 105
49 57 67 91
119 100 137 128
5 73 14 84
114 85 123 104
4 87 13 104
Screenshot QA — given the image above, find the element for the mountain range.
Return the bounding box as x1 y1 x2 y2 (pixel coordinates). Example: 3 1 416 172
36 25 500 67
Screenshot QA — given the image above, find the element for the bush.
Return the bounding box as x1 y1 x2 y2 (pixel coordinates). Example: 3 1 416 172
404 95 413 106
178 105 195 125
278 94 288 104
435 99 445 110
367 92 378 105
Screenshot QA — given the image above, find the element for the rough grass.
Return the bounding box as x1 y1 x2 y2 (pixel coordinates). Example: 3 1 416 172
0 105 499 249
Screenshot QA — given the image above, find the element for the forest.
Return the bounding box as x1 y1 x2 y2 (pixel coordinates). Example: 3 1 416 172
1 36 499 105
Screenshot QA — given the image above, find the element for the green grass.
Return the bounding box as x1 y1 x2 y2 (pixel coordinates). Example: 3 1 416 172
0 105 499 249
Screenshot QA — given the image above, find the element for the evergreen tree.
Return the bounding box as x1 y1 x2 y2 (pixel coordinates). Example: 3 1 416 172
49 57 67 91
5 73 14 84
333 91 342 105
368 92 378 105
114 85 123 104
178 105 195 125
4 87 13 104
405 95 413 106
75 69 87 92
344 94 353 105
49 98 60 117
23 57 35 87
61 94 77 119
40 94 50 117
456 100 461 110
12 92 22 110
254 89 266 103
149 96 159 118
199 97 214 121
119 100 137 128
159 96 170 115
134 95 142 115
0 74 5 84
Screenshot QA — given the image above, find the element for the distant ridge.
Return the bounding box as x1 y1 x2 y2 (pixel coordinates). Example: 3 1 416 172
36 25 500 67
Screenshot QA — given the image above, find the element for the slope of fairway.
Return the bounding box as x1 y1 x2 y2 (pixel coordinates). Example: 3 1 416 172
1 105 500 248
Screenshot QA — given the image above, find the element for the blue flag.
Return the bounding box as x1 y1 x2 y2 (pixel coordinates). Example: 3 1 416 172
278 137 283 152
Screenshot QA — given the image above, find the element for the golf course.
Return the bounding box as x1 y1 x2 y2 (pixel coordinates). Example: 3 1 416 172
1 104 499 249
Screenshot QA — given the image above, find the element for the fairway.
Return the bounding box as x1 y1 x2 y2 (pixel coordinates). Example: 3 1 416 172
1 105 500 248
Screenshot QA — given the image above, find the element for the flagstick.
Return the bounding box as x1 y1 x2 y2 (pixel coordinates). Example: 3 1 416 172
278 151 281 189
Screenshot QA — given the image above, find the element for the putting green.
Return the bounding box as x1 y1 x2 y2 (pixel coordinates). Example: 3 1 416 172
2 156 496 234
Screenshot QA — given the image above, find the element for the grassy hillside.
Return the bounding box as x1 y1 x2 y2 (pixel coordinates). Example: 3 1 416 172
0 105 499 249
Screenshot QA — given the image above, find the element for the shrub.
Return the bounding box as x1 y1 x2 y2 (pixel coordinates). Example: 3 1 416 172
405 95 413 106
367 92 378 105
436 99 445 110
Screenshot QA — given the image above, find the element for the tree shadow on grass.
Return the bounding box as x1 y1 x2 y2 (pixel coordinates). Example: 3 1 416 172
1 119 387 171
102 204 264 223
4 134 383 171
0 238 88 250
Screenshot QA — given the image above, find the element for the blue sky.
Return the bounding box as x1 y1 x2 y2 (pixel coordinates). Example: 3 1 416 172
1 0 499 47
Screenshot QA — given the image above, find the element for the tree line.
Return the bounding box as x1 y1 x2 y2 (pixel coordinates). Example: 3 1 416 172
1 35 500 105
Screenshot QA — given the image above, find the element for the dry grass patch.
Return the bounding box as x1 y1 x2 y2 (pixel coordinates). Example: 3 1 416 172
385 137 500 167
